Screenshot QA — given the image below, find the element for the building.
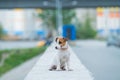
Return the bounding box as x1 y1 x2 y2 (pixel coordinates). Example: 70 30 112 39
0 9 45 40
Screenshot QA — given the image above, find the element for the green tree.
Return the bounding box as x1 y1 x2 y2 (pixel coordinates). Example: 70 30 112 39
38 9 56 30
38 9 76 30
62 9 76 24
0 24 4 39
76 12 97 39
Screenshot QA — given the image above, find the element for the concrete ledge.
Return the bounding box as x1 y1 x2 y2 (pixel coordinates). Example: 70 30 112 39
24 43 94 80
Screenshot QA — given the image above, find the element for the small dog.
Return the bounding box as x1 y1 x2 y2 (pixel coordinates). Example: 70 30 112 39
49 37 72 71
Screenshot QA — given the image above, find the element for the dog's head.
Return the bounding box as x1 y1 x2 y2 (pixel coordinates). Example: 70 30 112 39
55 37 68 49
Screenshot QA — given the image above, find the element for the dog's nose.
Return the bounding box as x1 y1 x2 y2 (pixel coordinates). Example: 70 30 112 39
55 46 58 49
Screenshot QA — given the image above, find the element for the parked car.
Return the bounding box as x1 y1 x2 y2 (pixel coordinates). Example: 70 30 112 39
107 34 120 47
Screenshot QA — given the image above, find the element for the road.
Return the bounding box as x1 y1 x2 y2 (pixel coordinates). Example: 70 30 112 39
0 41 38 50
72 40 120 80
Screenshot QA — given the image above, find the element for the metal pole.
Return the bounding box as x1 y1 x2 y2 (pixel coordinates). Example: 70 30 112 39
56 0 63 36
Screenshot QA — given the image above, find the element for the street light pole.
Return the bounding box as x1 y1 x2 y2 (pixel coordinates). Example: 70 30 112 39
56 0 63 36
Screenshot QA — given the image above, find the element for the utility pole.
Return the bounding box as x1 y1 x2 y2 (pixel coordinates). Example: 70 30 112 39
56 0 63 36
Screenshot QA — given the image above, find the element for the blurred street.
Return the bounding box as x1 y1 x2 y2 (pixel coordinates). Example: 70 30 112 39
0 41 38 50
73 40 120 80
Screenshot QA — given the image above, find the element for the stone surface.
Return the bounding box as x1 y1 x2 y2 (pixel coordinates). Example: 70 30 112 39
24 43 93 80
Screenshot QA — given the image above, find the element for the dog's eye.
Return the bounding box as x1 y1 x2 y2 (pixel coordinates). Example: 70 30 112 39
59 42 62 44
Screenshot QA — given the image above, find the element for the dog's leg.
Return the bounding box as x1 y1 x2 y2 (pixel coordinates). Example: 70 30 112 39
66 60 72 71
66 60 70 70
56 57 61 71
60 62 66 70
60 65 66 70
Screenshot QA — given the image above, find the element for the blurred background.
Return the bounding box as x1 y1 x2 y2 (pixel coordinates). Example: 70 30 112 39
0 0 120 80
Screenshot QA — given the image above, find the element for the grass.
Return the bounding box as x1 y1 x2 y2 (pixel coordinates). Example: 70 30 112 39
0 46 47 76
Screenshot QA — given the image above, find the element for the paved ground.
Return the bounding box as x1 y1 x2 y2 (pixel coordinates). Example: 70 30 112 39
72 40 120 80
0 41 38 50
24 42 93 80
0 55 41 80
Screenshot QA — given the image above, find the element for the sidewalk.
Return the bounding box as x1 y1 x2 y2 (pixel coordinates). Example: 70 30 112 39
24 42 94 80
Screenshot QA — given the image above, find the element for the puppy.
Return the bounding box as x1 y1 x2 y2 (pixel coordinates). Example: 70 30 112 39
49 37 72 71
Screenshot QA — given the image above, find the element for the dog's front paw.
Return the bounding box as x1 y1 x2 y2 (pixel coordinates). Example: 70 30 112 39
49 68 53 71
67 69 73 71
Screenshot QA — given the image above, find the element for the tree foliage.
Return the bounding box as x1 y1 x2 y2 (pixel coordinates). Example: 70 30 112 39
38 10 56 29
38 9 76 30
0 24 4 39
62 9 76 24
76 13 97 39
38 9 96 39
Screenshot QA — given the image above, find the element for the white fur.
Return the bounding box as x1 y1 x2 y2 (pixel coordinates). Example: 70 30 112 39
50 38 72 71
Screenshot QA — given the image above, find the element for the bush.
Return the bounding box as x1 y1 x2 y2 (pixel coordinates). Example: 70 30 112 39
76 13 97 39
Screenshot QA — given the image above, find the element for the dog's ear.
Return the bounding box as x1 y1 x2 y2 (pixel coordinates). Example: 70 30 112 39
63 37 68 41
55 37 58 42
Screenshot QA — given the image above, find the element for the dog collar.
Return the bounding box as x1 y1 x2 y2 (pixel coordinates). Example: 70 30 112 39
60 46 68 50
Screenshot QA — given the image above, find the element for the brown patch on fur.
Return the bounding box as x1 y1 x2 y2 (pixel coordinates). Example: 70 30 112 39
58 37 67 47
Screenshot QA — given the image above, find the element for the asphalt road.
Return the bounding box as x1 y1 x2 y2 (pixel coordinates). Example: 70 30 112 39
0 41 38 50
72 40 120 80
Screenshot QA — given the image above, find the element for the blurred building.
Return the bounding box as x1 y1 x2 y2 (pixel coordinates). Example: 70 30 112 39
0 8 119 40
96 7 120 37
76 8 96 26
76 7 120 38
0 9 45 40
